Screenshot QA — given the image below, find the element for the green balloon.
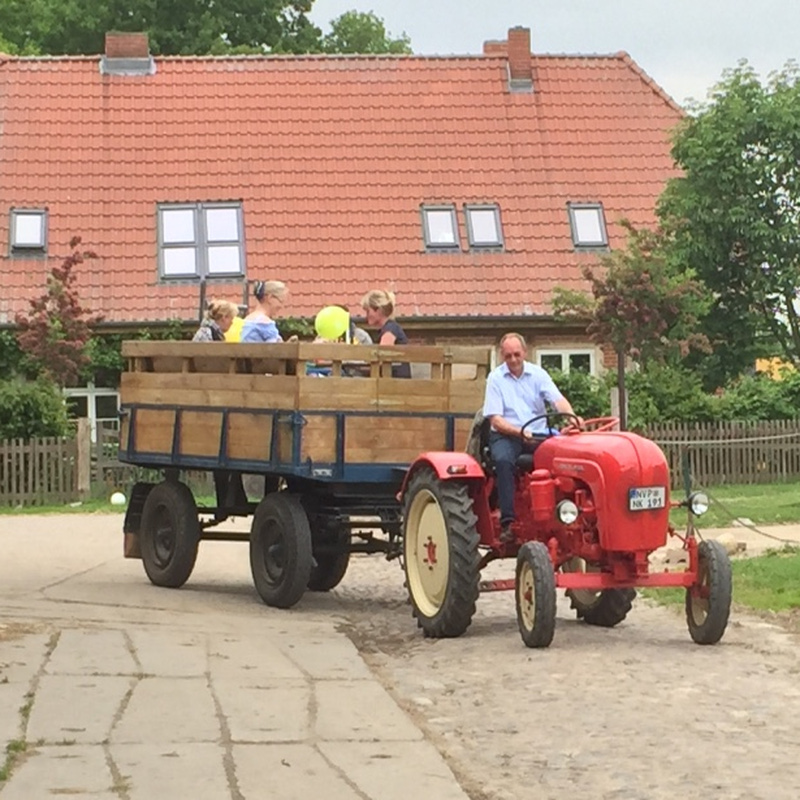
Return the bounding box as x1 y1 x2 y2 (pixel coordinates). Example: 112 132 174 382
314 305 350 340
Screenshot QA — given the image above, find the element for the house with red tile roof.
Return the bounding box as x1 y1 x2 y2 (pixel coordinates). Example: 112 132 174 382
1 27 683 386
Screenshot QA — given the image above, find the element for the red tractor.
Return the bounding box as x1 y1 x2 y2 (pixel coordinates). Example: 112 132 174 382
399 413 732 648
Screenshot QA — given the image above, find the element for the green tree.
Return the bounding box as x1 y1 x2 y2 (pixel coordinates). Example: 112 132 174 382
553 222 710 365
321 10 411 54
15 237 103 387
659 61 800 385
0 0 321 56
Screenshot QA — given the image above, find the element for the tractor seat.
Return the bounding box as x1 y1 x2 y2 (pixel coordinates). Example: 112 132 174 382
465 410 546 475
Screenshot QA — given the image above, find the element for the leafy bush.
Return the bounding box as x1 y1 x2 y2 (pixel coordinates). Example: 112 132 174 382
0 379 71 440
548 369 610 419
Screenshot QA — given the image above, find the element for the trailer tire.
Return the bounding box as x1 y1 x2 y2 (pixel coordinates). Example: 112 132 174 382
516 542 557 648
250 493 313 609
562 557 635 627
139 480 200 588
686 539 732 645
402 468 480 638
308 540 350 592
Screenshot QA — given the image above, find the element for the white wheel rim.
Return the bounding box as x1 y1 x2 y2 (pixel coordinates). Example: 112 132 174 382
518 561 535 631
405 489 450 618
690 560 710 624
562 556 601 607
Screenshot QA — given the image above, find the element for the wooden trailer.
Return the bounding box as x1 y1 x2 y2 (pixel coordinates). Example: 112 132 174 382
118 340 491 608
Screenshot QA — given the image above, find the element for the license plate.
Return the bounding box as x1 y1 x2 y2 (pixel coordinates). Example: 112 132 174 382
628 486 666 511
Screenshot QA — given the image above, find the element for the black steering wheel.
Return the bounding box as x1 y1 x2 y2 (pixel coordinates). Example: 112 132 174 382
520 412 582 440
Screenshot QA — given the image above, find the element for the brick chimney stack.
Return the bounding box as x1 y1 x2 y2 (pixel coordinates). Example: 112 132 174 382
105 32 150 59
507 27 533 90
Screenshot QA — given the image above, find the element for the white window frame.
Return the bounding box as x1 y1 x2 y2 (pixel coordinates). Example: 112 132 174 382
536 348 597 376
64 382 120 444
421 205 460 250
567 202 608 248
464 203 504 249
9 208 48 255
157 201 245 279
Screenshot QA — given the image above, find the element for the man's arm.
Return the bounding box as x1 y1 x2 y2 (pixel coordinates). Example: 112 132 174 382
553 396 583 427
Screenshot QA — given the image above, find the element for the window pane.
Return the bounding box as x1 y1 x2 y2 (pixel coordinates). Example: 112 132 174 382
207 245 241 274
163 247 197 275
161 208 196 244
13 213 45 247
540 354 563 373
205 207 239 242
468 209 500 244
95 395 119 419
573 208 604 245
569 353 592 373
425 210 457 245
66 396 88 417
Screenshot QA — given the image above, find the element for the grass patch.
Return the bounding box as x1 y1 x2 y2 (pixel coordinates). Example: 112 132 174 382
0 499 123 515
670 482 800 529
0 739 27 783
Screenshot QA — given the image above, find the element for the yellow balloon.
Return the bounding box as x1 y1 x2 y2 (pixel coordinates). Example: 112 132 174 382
224 316 244 342
314 306 350 341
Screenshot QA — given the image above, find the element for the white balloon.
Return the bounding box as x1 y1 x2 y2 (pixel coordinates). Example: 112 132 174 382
110 492 126 506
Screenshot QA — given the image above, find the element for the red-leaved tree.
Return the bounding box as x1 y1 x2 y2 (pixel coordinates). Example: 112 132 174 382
15 236 103 387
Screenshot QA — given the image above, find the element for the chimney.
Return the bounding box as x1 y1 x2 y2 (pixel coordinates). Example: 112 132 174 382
507 27 533 93
100 31 155 76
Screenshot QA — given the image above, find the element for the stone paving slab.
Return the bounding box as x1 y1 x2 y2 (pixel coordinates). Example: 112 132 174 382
234 743 362 800
27 674 132 744
45 628 137 675
0 745 118 799
111 676 221 744
128 629 207 676
208 632 307 681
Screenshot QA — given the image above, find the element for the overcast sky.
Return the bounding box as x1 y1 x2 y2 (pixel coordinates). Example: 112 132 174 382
309 0 799 107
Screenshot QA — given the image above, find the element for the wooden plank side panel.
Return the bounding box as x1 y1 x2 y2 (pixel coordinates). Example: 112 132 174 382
377 379 449 412
300 416 338 463
121 373 297 411
133 409 177 455
227 412 274 462
180 411 223 457
454 417 475 452
345 417 448 463
298 376 378 412
448 381 486 414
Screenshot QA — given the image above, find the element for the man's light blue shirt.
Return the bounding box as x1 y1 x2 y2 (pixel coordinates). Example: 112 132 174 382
482 361 564 434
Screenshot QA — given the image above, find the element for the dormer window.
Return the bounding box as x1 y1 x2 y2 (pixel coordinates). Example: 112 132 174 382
568 203 608 248
465 204 504 249
421 205 459 250
10 209 47 255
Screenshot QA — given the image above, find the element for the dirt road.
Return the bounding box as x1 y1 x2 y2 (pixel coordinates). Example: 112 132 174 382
2 512 800 800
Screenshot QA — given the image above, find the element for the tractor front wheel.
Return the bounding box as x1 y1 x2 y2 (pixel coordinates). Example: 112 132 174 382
686 539 732 645
562 557 636 627
402 468 480 638
515 542 557 648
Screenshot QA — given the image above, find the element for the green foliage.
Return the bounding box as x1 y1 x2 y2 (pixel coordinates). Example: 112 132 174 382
0 379 71 440
732 546 800 613
0 0 321 56
321 11 412 54
659 61 800 384
15 237 103 388
0 330 28 378
716 373 797 421
278 316 315 340
548 369 610 419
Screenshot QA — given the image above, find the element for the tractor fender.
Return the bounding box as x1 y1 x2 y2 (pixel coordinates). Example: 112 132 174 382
398 452 485 500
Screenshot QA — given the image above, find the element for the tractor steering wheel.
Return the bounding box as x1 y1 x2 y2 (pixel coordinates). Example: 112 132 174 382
520 412 583 440
562 415 620 435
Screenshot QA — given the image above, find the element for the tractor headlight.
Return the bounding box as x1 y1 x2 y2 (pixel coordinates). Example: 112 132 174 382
688 491 709 516
556 499 580 525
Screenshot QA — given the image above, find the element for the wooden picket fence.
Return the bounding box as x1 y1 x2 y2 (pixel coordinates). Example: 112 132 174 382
643 419 800 488
0 436 79 506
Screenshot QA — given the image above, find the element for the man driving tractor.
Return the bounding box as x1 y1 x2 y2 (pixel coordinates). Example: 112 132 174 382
483 332 582 543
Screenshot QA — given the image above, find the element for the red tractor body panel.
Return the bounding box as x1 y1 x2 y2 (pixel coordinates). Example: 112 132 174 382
534 431 671 553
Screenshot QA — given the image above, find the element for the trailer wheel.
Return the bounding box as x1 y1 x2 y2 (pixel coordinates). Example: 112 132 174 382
250 493 313 609
515 542 557 648
308 534 351 592
403 469 480 638
562 557 636 627
686 539 732 645
139 480 199 588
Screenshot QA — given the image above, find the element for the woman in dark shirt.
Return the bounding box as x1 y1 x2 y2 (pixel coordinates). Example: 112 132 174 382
360 288 411 378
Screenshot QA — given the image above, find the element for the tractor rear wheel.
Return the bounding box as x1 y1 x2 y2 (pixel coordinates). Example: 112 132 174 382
686 539 732 644
515 542 557 648
139 480 199 588
562 557 635 627
308 532 350 592
403 468 480 638
250 493 313 609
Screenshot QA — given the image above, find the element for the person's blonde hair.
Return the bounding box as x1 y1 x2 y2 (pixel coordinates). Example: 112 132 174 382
253 280 287 303
499 332 527 351
206 299 239 323
361 288 396 317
